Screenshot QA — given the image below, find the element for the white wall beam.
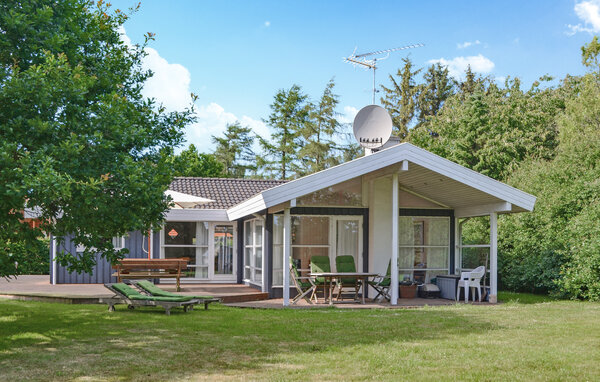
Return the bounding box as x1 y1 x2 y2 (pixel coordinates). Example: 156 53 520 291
282 208 291 306
489 212 498 303
455 202 512 218
391 173 399 305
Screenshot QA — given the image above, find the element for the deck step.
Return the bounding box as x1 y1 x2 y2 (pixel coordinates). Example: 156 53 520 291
220 292 269 303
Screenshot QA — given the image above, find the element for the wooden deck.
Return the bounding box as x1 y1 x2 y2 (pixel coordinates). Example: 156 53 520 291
0 275 267 304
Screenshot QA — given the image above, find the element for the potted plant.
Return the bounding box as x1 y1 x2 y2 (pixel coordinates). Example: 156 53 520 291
399 279 418 299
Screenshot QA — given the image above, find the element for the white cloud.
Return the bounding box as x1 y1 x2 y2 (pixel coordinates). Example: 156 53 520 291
339 106 358 125
264 21 271 27
428 54 495 79
119 27 267 154
568 0 600 34
185 103 269 153
118 26 193 112
457 40 481 49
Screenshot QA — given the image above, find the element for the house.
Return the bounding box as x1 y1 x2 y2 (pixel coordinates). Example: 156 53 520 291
50 142 536 305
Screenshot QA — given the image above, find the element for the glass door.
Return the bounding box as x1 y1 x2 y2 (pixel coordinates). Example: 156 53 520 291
212 224 235 280
332 217 362 271
162 221 209 279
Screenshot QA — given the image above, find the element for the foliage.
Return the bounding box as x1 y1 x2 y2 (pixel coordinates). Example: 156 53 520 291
499 73 600 299
172 144 224 178
296 79 342 176
0 0 195 276
1 237 50 277
409 76 566 180
380 57 422 139
416 63 455 124
211 122 256 178
258 84 309 179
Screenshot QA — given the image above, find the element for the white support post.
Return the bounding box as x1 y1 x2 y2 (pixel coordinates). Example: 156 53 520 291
51 236 57 285
454 217 461 274
489 212 498 303
282 208 291 306
391 173 399 305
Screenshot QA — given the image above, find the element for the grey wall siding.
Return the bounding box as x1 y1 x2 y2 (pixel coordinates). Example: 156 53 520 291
55 230 152 284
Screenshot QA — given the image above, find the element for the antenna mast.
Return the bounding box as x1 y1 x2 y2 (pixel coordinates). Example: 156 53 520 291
345 43 424 104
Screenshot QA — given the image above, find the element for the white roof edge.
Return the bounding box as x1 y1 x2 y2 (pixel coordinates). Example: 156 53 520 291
226 142 537 219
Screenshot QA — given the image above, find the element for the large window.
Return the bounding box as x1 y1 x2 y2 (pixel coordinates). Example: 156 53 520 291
272 214 362 287
244 219 263 284
163 222 209 279
398 216 449 283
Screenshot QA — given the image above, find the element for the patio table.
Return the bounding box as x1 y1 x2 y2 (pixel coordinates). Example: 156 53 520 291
310 272 380 306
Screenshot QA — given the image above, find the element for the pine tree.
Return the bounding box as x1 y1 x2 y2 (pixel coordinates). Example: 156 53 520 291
212 122 256 177
380 57 422 139
259 85 309 179
297 79 341 175
417 63 456 123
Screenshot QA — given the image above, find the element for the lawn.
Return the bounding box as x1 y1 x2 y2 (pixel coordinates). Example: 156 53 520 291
1 293 599 381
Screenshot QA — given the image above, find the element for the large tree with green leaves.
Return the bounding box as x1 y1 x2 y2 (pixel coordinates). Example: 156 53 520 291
417 63 455 123
258 84 309 179
172 145 224 178
212 122 256 177
0 0 195 276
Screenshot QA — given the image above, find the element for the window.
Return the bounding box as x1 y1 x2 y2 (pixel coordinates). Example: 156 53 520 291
297 177 363 207
163 222 209 279
112 236 126 250
399 216 449 283
292 216 330 271
244 219 263 284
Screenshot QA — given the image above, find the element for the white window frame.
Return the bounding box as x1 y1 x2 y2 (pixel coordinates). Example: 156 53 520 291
243 219 264 285
160 221 210 280
398 216 451 283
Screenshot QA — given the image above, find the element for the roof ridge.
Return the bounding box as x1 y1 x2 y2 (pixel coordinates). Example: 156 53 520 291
172 177 287 182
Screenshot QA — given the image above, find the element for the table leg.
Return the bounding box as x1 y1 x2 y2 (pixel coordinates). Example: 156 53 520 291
329 278 333 306
361 278 365 304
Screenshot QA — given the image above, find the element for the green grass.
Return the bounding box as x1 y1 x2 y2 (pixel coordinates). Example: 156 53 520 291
0 295 599 381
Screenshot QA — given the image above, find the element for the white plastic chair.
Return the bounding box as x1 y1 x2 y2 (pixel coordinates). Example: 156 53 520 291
456 266 486 302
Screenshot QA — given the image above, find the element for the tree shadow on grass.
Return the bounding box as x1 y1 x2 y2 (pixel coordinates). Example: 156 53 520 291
0 300 506 381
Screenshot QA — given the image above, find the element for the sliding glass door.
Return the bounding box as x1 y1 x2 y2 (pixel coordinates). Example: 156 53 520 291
162 222 236 281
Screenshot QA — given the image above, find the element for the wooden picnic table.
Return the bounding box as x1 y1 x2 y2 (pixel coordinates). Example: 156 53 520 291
310 272 380 306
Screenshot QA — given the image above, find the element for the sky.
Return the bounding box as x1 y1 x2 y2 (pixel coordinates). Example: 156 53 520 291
110 0 600 153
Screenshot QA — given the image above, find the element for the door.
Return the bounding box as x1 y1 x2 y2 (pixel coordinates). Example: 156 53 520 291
331 217 363 272
210 223 236 281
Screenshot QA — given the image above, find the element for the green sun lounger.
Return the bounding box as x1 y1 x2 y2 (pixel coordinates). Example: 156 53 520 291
102 283 201 315
133 280 220 309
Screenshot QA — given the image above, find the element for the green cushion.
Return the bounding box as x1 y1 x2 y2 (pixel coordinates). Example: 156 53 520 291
310 256 330 284
112 283 193 302
136 280 213 299
368 277 391 287
336 255 357 284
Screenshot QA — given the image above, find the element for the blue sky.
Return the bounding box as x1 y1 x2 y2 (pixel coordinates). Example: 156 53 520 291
111 0 600 153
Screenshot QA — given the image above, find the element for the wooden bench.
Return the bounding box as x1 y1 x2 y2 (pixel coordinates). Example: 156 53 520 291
112 259 188 291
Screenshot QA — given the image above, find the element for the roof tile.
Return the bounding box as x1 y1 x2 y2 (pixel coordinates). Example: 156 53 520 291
169 177 287 209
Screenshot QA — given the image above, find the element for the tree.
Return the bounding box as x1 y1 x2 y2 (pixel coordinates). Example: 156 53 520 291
212 122 256 177
297 79 341 175
259 84 309 179
380 57 422 139
0 0 195 276
172 145 224 178
417 63 455 123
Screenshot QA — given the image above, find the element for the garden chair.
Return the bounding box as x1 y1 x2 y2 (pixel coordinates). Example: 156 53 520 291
310 255 331 301
133 280 220 309
102 283 200 315
368 260 391 302
456 266 486 302
335 255 360 301
290 262 317 304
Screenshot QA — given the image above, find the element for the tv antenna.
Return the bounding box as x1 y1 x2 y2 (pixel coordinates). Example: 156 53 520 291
345 43 424 104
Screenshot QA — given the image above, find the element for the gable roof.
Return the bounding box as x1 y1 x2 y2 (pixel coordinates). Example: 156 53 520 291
169 177 287 210
227 143 537 220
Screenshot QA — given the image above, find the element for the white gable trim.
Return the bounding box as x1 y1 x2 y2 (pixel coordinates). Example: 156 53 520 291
227 143 536 220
